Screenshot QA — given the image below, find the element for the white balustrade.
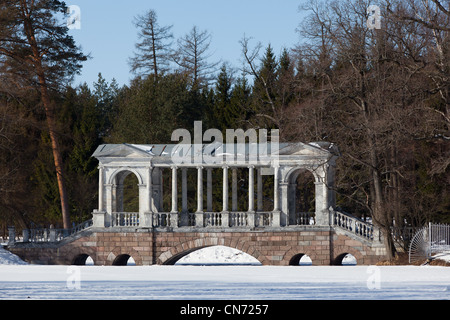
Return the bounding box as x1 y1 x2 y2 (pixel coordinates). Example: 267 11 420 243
333 210 377 241
112 212 139 227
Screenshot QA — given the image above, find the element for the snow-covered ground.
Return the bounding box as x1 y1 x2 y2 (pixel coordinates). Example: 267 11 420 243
1 246 450 300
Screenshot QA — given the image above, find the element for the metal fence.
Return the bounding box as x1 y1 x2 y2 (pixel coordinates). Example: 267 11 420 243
409 223 450 263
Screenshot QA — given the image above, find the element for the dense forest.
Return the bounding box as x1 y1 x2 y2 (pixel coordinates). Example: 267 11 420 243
0 1 449 258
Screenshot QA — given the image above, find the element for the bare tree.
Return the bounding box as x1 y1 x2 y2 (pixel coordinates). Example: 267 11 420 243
129 9 173 79
293 0 448 259
172 26 219 89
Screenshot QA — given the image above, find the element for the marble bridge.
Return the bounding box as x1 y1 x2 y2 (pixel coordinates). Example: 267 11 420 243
7 142 387 265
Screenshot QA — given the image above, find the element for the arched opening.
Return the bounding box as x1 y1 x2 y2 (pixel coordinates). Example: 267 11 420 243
112 254 136 266
113 170 140 213
289 253 313 266
165 245 261 266
72 254 94 266
333 253 357 266
287 169 316 225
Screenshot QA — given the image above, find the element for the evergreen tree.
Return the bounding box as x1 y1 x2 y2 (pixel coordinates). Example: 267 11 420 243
251 44 279 128
0 0 87 228
228 74 251 129
276 48 295 107
93 73 120 138
108 74 191 144
213 63 233 130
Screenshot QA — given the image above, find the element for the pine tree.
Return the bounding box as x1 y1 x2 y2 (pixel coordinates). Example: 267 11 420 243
0 0 87 229
213 63 233 130
276 48 295 108
93 73 119 138
252 44 279 128
228 74 252 128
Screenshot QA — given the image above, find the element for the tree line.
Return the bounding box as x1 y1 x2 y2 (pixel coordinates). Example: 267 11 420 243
0 0 448 259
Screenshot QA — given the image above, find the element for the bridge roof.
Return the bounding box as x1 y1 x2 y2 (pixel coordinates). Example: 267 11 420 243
92 142 340 163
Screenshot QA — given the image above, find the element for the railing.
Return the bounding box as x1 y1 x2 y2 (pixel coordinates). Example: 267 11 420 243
292 212 314 225
112 212 139 227
332 210 379 242
10 219 93 244
205 213 223 227
409 223 450 263
256 212 273 227
176 211 274 228
152 213 171 227
229 212 248 227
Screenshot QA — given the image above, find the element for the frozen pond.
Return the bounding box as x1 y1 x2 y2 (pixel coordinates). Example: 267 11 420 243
0 265 449 300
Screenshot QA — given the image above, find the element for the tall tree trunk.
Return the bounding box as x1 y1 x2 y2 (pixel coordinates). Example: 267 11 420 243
38 81 71 229
362 99 397 260
23 10 71 229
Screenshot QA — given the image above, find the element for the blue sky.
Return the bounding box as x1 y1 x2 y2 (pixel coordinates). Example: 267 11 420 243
67 0 307 87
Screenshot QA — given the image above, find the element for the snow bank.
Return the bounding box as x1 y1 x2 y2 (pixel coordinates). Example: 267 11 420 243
176 246 261 265
433 252 450 263
0 247 27 265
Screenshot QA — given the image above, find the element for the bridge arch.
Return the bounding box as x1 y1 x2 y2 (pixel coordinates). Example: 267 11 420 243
332 246 363 265
107 246 142 266
72 253 94 265
67 247 97 265
285 249 321 266
288 253 312 266
158 237 263 265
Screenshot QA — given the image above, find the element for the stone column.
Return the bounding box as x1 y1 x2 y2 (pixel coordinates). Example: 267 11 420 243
232 168 237 211
272 165 281 227
257 167 263 211
273 166 280 211
195 166 204 227
147 167 153 213
207 168 213 212
138 184 147 215
315 181 329 226
182 168 188 213
105 183 113 227
180 168 188 226
280 182 289 226
248 165 255 212
196 166 203 213
222 166 229 212
171 166 178 213
98 165 104 212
